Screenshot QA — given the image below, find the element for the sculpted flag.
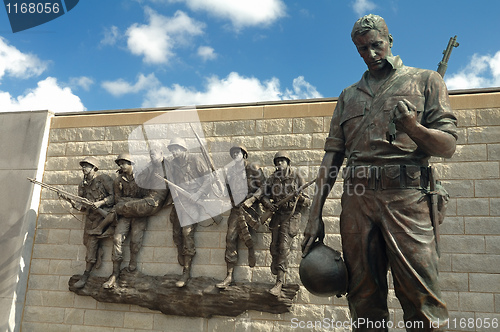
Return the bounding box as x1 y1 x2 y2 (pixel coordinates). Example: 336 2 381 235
4 0 79 33
127 108 234 227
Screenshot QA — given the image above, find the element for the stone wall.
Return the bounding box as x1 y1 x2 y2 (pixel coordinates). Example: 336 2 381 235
21 91 500 331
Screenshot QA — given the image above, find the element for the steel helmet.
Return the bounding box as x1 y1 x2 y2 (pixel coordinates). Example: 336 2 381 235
273 151 290 166
168 137 188 151
229 145 248 159
79 156 100 171
115 153 134 165
299 242 348 297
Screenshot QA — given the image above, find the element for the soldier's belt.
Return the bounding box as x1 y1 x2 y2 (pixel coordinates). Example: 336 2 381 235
343 165 430 190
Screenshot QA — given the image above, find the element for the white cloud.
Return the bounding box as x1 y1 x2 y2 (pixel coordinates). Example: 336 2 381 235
141 72 322 107
102 73 161 97
197 46 217 61
170 0 286 29
445 51 500 90
0 77 85 113
0 37 48 81
352 0 376 17
69 76 94 91
101 26 121 46
126 8 205 64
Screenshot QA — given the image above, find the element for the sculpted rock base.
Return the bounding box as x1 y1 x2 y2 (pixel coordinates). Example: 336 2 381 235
69 269 299 318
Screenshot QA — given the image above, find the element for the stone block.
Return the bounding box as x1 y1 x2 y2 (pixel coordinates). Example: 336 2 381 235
49 128 77 143
459 292 494 312
214 120 255 136
486 236 500 254
440 216 464 235
83 309 124 327
439 272 469 291
153 314 204 331
64 308 85 325
47 229 71 244
32 244 80 260
475 179 500 197
454 109 477 127
312 133 327 149
28 275 61 290
83 141 113 155
477 108 500 126
263 134 312 150
256 118 293 134
75 127 106 142
468 126 500 144
105 125 136 141
433 162 499 180
292 117 324 133
441 235 485 254
441 180 474 198
456 198 490 216
465 217 500 235
450 144 487 162
23 306 65 323
488 143 500 160
123 312 154 330
452 254 500 273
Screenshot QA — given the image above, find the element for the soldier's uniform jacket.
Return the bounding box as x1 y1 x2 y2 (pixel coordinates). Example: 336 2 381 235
226 160 264 206
169 154 209 193
114 172 143 202
78 174 114 215
264 167 305 213
325 55 457 167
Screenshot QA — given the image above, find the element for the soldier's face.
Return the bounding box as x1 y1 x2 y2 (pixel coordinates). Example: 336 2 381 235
81 163 94 176
275 158 288 171
354 29 392 73
150 150 163 165
232 150 243 162
118 160 132 174
170 146 187 160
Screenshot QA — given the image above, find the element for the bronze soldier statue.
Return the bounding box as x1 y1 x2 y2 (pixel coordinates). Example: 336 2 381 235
216 145 265 289
72 157 114 289
166 137 211 288
262 152 308 296
103 152 168 288
302 14 457 331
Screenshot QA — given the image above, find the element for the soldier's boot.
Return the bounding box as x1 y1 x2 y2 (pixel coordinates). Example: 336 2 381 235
175 256 192 288
216 264 234 289
128 254 137 272
73 270 90 289
103 261 121 289
269 270 284 296
248 246 256 268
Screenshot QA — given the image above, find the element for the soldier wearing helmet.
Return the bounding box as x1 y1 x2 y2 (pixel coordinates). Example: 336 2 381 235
103 151 168 289
216 145 264 289
72 156 114 289
165 137 212 288
262 151 309 296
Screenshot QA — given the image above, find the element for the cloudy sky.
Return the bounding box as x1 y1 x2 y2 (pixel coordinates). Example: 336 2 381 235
1 0 499 113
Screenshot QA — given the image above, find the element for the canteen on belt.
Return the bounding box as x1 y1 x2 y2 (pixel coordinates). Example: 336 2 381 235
299 242 348 297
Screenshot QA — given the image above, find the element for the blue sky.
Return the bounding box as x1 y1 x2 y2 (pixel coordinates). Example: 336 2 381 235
1 0 499 113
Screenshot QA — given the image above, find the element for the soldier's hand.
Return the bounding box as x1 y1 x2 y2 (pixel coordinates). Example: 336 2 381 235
392 99 418 134
301 216 325 258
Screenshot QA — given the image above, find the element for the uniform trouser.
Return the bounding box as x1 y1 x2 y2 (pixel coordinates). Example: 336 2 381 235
269 211 300 274
83 212 103 264
111 216 148 263
340 188 448 332
224 207 253 265
170 207 196 258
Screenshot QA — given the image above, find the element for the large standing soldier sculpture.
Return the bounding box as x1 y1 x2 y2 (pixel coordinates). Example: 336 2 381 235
302 14 457 330
216 145 265 289
262 152 308 296
72 157 115 289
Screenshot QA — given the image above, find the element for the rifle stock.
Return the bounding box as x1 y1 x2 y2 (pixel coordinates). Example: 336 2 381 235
437 35 459 78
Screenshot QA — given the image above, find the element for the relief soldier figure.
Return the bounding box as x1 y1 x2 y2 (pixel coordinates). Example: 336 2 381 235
302 14 457 331
103 152 168 288
216 145 265 289
72 157 114 289
166 137 212 288
262 152 308 296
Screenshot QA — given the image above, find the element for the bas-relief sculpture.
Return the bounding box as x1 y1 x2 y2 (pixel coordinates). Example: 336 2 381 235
31 13 459 326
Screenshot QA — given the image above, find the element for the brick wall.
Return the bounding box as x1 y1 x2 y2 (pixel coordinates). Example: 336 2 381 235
21 91 500 331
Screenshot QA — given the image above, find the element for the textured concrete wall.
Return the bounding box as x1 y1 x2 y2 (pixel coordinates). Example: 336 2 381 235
20 92 500 332
0 110 52 332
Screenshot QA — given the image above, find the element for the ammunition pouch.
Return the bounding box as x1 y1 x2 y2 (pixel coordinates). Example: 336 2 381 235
343 165 430 190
